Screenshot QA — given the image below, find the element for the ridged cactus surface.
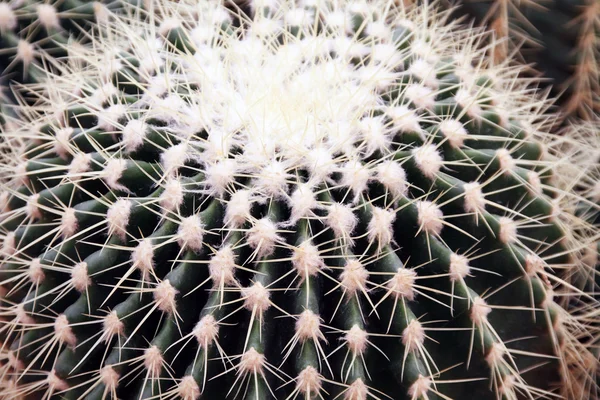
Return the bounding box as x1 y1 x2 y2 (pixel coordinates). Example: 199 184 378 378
0 1 599 400
447 0 600 119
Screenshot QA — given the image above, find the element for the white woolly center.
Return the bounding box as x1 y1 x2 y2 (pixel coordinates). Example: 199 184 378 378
206 159 237 197
102 158 127 191
408 375 431 398
486 342 506 367
463 182 485 214
26 193 42 220
296 310 324 343
107 199 131 240
387 105 422 134
289 184 318 223
193 314 219 348
305 147 336 181
209 245 237 287
225 190 252 228
340 160 371 202
326 203 357 241
402 319 425 353
412 145 442 179
526 171 542 195
439 119 468 148
408 59 438 88
178 376 201 400
2 231 16 256
525 254 546 277
16 40 35 66
144 346 164 376
496 149 515 174
240 348 265 374
132 238 154 277
153 279 178 314
54 314 77 347
68 153 92 178
254 161 289 199
359 116 390 156
71 262 90 292
103 311 124 340
292 241 324 280
16 303 35 325
0 4 17 31
90 82 119 107
296 366 323 395
345 325 368 355
416 200 444 235
100 366 120 389
470 296 492 325
37 4 60 30
28 258 45 285
242 282 271 312
159 17 182 36
498 216 517 244
247 218 280 258
177 214 204 252
46 371 69 392
97 104 126 131
455 89 483 118
161 144 189 176
367 207 396 248
60 208 78 238
387 268 417 300
340 259 369 296
449 253 470 282
344 378 368 400
122 120 148 153
376 160 408 198
159 179 185 213
405 84 435 109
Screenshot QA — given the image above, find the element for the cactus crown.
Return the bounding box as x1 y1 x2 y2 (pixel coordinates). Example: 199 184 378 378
0 1 598 400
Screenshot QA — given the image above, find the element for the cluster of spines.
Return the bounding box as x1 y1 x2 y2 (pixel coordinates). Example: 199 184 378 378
0 1 598 400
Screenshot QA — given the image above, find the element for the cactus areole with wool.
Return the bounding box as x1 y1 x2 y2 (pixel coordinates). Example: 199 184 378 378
0 1 598 400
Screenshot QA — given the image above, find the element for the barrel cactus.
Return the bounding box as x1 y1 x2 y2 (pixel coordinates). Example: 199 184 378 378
0 1 598 399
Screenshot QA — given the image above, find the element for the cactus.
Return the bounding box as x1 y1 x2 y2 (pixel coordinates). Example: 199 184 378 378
446 0 600 120
0 1 599 399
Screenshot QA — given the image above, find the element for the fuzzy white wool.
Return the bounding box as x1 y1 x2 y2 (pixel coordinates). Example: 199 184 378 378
26 193 42 221
177 214 204 252
296 366 323 395
387 105 422 134
345 325 368 355
288 183 318 223
439 119 468 148
178 376 201 400
449 253 470 282
326 203 357 240
205 159 237 197
161 144 189 176
16 40 35 67
121 120 148 153
305 147 336 181
153 280 178 314
455 89 483 118
359 116 390 156
498 216 517 244
340 160 371 203
243 282 271 312
367 207 396 248
159 179 184 213
413 144 443 179
37 4 60 30
240 348 265 374
209 245 237 287
106 199 131 240
53 127 74 159
292 241 324 280
296 310 324 343
247 218 281 258
0 3 17 31
387 268 417 300
408 375 431 398
2 231 15 257
16 162 28 186
60 208 78 238
144 346 164 376
103 158 128 192
46 371 69 392
68 153 92 179
402 319 425 353
405 84 435 109
340 259 369 296
97 104 126 131
416 200 444 235
90 83 119 107
103 311 124 340
132 238 154 276
225 190 252 228
71 262 90 292
526 171 543 195
344 378 368 400
28 258 45 285
470 296 492 325
254 161 290 200
193 314 219 347
54 314 77 347
376 160 408 198
463 182 485 214
408 59 438 88
496 148 516 174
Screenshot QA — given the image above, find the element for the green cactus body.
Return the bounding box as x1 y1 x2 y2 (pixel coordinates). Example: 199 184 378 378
0 1 598 400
